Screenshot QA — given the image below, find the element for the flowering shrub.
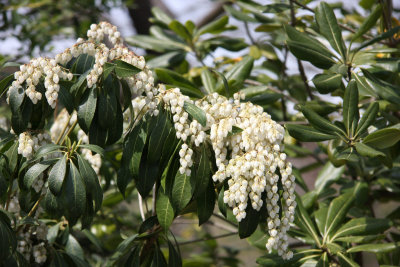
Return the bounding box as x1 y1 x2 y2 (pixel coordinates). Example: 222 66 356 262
0 0 400 266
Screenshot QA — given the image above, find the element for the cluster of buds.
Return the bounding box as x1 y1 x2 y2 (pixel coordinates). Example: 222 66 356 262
17 131 51 159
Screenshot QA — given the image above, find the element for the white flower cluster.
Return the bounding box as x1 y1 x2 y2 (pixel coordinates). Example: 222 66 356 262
158 89 296 259
87 21 123 47
8 58 73 108
160 87 207 175
17 131 51 159
33 242 47 264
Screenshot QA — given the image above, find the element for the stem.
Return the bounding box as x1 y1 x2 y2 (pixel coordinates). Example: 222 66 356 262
152 184 156 216
179 232 238 245
212 213 238 228
56 114 72 144
379 0 394 46
138 193 146 221
60 120 78 146
27 194 45 217
244 79 299 104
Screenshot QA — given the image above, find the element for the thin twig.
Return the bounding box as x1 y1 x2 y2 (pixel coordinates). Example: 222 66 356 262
138 193 146 221
55 114 71 144
27 194 44 217
179 232 238 245
212 213 238 228
244 21 256 45
60 120 78 146
152 184 156 216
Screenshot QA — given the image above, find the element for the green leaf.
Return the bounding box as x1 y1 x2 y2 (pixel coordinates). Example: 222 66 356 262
168 240 182 267
363 127 400 149
337 252 360 267
315 2 346 60
9 86 25 113
77 144 104 156
65 235 84 260
171 171 192 212
48 155 67 196
256 249 322 266
239 204 260 238
103 62 114 79
317 252 329 267
357 26 400 51
315 206 328 237
286 124 337 142
156 190 175 230
355 102 378 137
331 217 391 241
343 80 359 136
152 245 167 266
47 223 60 244
77 86 97 133
24 161 53 189
155 68 203 98
197 180 215 225
74 54 94 74
224 5 257 22
324 189 358 241
286 40 336 69
34 145 63 161
362 69 400 105
58 82 75 114
351 5 382 42
114 60 141 78
0 74 13 98
347 242 400 254
294 196 321 246
147 51 186 69
284 25 337 60
197 15 231 36
216 56 254 93
169 20 192 41
312 73 342 94
64 160 86 225
88 118 107 147
191 145 211 197
335 235 386 243
183 101 207 127
227 126 243 137
300 106 345 136
151 6 173 26
201 69 216 94
355 142 385 157
98 77 118 129
126 35 187 53
77 154 103 211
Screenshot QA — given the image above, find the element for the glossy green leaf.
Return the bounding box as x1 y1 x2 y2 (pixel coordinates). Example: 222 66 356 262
98 77 117 129
201 69 216 94
351 5 382 42
156 190 174 230
355 142 385 157
48 155 67 196
77 144 104 156
312 73 342 94
317 252 329 267
191 144 211 196
9 86 25 113
217 56 254 93
155 68 203 98
24 161 53 189
363 127 400 149
171 171 192 212
0 74 13 98
114 60 141 78
183 101 207 127
256 249 322 266
357 26 400 51
332 217 391 241
224 5 257 22
197 15 230 36
126 35 187 53
355 102 378 137
169 20 191 41
239 204 260 238
147 51 186 69
294 196 321 246
65 235 84 260
315 206 328 237
286 40 336 69
168 240 182 267
324 189 357 240
77 86 97 133
315 2 346 60
284 24 337 59
197 180 215 225
286 124 337 142
64 160 86 225
347 242 400 253
301 106 345 136
335 235 385 243
337 252 359 267
343 80 359 136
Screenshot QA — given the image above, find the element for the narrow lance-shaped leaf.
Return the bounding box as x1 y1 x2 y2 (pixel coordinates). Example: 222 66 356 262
294 195 321 246
355 102 378 137
156 189 175 230
171 171 192 212
286 40 336 69
315 2 346 60
357 26 400 51
48 155 67 196
183 101 207 127
355 142 385 158
197 180 216 225
64 160 86 225
351 5 382 42
347 242 400 254
331 217 391 241
114 60 141 77
363 127 400 149
286 124 337 142
343 80 359 137
200 69 216 94
77 86 97 133
24 161 53 189
300 106 346 136
312 73 342 94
